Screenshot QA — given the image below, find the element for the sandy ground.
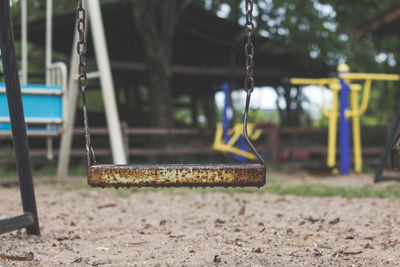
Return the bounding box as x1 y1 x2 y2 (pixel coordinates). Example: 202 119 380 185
1 174 400 266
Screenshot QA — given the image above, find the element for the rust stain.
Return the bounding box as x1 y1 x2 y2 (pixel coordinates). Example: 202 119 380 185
88 164 266 188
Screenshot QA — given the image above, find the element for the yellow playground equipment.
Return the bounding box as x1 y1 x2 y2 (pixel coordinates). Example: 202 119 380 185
291 64 399 174
213 122 262 160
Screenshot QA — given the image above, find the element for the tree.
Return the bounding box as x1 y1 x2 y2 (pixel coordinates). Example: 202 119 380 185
130 0 192 128
10 0 400 127
209 0 400 126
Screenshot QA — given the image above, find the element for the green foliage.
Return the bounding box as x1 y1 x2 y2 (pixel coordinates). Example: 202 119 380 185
11 0 117 19
209 0 400 125
174 108 192 124
86 89 105 113
316 112 329 127
7 0 400 126
248 108 279 123
215 93 279 124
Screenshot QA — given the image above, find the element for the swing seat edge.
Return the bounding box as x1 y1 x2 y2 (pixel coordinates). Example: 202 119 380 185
87 164 266 188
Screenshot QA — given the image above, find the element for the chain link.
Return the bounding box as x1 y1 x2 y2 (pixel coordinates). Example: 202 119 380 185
76 0 96 166
243 0 265 166
244 0 255 93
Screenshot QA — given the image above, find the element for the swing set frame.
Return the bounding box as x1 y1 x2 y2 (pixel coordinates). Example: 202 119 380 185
0 0 40 236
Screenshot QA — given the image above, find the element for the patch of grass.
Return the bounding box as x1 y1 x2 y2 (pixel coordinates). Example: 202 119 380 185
105 178 400 199
68 163 88 177
0 166 18 179
261 178 400 198
0 165 56 178
164 178 400 199
114 188 157 197
0 162 88 179
60 183 92 191
3 166 400 199
60 184 162 196
0 165 60 178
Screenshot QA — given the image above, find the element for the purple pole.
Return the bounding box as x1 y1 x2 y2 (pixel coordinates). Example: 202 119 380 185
339 77 350 175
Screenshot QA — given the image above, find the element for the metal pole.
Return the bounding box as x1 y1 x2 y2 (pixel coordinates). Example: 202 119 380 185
375 104 400 182
327 85 339 170
57 18 81 177
0 0 40 235
0 214 34 235
339 78 351 175
338 64 351 175
350 87 362 173
45 0 53 159
21 0 27 84
87 0 127 164
45 0 52 85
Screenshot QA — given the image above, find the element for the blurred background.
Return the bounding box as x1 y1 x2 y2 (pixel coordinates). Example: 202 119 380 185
0 0 399 177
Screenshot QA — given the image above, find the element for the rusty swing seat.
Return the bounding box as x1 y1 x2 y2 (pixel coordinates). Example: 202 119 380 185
88 164 265 188
76 0 266 188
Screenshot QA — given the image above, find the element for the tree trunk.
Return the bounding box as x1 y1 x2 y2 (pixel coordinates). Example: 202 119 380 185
201 92 216 128
275 86 303 127
130 0 191 128
147 55 173 128
191 94 199 127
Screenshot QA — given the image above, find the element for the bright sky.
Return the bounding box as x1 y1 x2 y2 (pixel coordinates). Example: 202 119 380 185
215 85 333 120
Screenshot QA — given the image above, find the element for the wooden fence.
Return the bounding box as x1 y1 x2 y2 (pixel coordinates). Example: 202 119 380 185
0 123 390 167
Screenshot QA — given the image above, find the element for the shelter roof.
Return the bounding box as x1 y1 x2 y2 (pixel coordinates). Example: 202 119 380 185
13 1 328 90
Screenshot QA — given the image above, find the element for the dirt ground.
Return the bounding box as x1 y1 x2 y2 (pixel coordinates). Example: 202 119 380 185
1 173 400 266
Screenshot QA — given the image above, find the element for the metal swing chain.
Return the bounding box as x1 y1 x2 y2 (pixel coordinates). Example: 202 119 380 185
75 0 262 167
243 0 265 166
76 0 96 166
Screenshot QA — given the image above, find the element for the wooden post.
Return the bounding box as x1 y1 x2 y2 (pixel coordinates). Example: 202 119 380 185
87 0 127 165
375 104 400 182
191 94 198 127
267 123 280 167
121 121 129 161
58 0 127 177
57 15 80 177
201 91 216 129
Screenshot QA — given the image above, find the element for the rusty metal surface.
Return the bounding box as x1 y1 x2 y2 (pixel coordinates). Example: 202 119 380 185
88 164 266 188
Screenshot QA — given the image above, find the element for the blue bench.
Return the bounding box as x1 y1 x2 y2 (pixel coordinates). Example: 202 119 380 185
0 83 64 136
